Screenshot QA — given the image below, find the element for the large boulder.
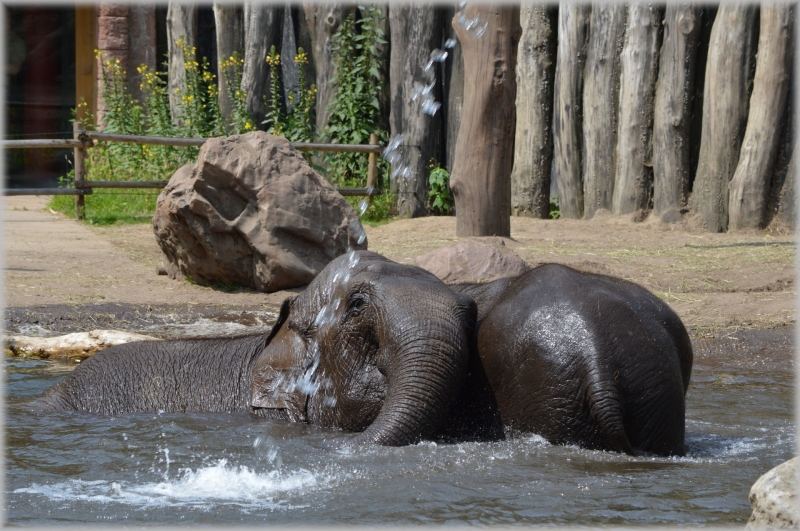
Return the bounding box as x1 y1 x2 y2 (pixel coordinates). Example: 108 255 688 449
748 457 798 529
415 237 530 284
153 132 367 292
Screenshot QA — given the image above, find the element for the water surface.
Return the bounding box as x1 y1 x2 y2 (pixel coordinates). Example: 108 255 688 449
5 327 795 526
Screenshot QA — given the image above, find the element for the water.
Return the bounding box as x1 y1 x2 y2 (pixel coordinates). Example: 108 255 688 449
5 328 795 525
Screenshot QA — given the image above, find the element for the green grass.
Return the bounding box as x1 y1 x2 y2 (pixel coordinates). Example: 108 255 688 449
49 190 160 226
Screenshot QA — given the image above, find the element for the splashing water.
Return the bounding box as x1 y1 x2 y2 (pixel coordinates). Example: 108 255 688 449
455 10 488 39
357 199 369 217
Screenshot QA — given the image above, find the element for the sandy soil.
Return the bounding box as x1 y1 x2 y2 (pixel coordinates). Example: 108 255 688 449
4 195 796 336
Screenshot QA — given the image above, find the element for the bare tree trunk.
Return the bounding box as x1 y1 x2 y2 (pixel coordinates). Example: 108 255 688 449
128 4 157 104
303 3 357 136
690 5 758 232
214 3 244 125
775 150 796 229
728 5 792 230
450 5 521 237
389 4 445 218
652 4 700 222
582 4 626 219
552 4 591 220
241 4 283 126
511 4 557 219
444 3 464 173
167 2 197 123
612 4 662 218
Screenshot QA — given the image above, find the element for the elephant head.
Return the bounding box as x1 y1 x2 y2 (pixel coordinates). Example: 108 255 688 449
250 251 478 446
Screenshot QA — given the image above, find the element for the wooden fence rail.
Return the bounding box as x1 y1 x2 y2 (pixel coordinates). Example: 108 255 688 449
3 124 383 220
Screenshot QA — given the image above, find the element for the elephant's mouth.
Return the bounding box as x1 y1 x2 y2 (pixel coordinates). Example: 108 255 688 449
250 366 309 423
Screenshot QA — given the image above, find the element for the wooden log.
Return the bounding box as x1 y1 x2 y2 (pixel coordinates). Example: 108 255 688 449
552 4 591 219
450 4 521 237
690 5 758 232
728 5 793 230
241 4 283 125
444 3 465 173
775 150 796 229
652 4 701 222
612 4 663 218
166 2 197 123
389 4 445 218
213 3 244 124
302 3 357 136
128 4 157 104
582 4 626 219
74 122 86 220
5 189 93 196
511 4 557 219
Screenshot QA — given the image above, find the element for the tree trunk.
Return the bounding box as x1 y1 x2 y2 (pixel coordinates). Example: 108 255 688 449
775 150 796 229
582 4 626 219
612 4 663 218
241 4 283 126
552 4 591 220
303 3 357 136
450 5 521 237
690 5 758 232
389 4 445 218
128 4 157 105
214 3 244 125
652 4 701 222
167 2 197 124
728 5 792 230
444 3 464 174
511 5 557 219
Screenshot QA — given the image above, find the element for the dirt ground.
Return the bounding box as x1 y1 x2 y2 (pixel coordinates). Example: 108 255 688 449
4 195 796 337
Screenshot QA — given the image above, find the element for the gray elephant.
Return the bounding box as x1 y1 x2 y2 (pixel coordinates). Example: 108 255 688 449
36 251 501 447
452 264 693 457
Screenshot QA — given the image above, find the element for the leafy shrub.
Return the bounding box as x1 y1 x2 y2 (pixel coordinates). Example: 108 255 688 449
428 162 453 215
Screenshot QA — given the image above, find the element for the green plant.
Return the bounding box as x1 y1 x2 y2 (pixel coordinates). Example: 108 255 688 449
322 5 388 187
219 52 256 134
262 46 316 143
174 37 226 139
428 162 453 215
549 196 560 220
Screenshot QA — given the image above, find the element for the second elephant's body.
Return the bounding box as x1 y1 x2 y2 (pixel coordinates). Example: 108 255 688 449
453 264 692 456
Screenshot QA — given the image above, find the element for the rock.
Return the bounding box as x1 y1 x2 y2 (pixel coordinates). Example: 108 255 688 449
5 330 159 361
415 237 530 284
748 457 798 529
153 132 366 293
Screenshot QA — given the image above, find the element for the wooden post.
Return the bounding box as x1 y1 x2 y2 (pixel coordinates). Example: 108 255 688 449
73 122 86 220
450 4 521 237
366 133 379 201
552 4 590 220
75 5 97 121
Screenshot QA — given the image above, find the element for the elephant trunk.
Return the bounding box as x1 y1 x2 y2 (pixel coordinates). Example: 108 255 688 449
351 303 472 446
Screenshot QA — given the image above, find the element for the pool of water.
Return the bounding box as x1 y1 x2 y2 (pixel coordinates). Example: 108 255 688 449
5 327 795 526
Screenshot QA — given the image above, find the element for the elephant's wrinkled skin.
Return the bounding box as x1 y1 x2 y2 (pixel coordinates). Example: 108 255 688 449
453 264 692 457
36 251 500 447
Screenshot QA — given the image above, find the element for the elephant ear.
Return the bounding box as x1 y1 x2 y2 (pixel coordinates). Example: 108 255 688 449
250 296 308 421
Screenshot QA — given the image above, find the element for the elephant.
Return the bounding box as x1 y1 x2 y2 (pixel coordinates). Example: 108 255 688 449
35 251 502 447
451 263 693 457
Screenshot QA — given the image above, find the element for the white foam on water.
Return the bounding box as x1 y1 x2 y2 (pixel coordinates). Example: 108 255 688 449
13 459 327 510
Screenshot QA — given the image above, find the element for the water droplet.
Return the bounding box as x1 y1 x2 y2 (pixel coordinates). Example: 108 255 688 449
358 199 368 217
429 49 448 63
357 231 366 245
323 396 337 407
422 100 441 116
346 250 360 269
445 38 458 49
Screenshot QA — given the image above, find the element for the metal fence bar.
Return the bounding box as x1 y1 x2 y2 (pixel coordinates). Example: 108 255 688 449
3 131 385 214
1 139 83 149
74 180 169 189
6 188 93 196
